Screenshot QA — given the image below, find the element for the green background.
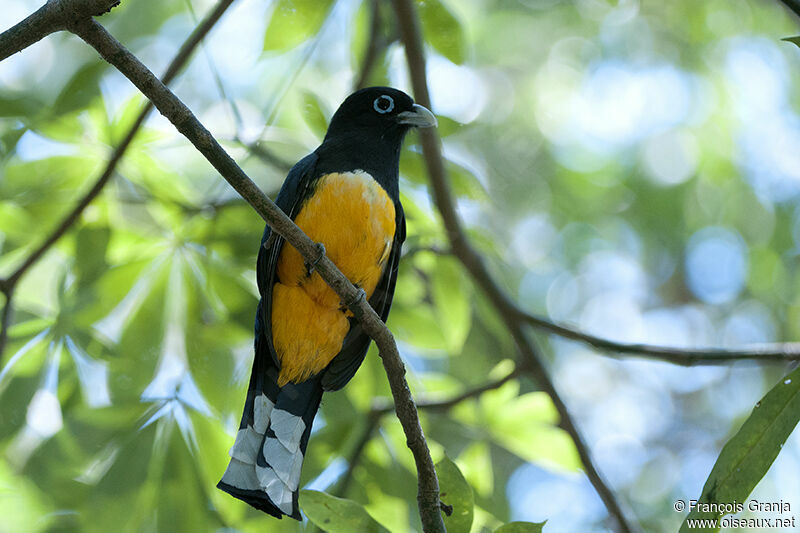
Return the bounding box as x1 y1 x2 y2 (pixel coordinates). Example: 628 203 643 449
1 0 800 531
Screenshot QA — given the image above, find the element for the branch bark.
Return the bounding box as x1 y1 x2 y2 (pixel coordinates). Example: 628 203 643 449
0 0 119 61
390 0 636 531
519 312 800 365
43 5 445 531
378 365 522 414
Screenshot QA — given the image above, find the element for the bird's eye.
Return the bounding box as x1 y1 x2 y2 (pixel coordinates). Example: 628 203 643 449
373 95 395 114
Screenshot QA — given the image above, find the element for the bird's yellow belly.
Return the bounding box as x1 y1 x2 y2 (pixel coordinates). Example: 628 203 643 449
271 171 396 385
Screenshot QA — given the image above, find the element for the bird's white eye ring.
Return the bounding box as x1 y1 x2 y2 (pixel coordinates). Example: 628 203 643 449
373 95 394 114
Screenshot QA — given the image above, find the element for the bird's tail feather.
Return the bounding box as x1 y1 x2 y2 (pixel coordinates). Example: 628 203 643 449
217 371 323 520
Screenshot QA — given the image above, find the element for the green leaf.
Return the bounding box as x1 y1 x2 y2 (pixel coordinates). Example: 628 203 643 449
263 0 335 51
0 461 53 532
457 441 494 497
300 490 387 533
401 149 486 200
781 36 800 48
0 125 26 157
417 0 466 64
75 225 110 287
436 456 474 533
494 521 547 533
479 384 580 471
431 255 471 352
680 367 800 532
0 94 43 118
302 91 330 139
388 305 448 352
35 112 86 143
53 61 107 115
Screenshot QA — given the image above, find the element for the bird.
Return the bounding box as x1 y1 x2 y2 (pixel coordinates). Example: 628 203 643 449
216 87 436 519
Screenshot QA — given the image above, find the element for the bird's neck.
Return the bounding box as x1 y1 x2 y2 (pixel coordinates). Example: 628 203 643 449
316 131 403 200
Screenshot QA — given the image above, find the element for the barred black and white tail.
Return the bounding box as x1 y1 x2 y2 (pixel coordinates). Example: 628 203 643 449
217 357 322 519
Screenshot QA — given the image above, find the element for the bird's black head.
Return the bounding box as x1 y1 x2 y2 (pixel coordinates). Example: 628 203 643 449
323 86 437 143
316 87 436 197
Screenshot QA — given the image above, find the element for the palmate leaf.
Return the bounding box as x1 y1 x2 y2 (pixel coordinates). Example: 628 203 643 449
680 367 800 532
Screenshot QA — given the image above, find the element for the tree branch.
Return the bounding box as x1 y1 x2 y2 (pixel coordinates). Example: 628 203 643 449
518 312 800 365
389 0 636 531
0 0 119 61
52 5 443 531
377 365 522 414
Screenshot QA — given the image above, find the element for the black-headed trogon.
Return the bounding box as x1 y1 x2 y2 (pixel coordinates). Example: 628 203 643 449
217 87 436 519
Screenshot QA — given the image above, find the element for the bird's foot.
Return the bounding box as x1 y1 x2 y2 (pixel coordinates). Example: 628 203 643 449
347 287 367 308
304 242 326 276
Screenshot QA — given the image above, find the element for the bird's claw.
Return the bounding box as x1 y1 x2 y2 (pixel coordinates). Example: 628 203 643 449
347 287 367 308
305 242 326 275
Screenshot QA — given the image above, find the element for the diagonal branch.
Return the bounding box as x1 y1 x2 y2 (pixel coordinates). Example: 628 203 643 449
0 0 118 61
51 5 444 531
389 0 636 531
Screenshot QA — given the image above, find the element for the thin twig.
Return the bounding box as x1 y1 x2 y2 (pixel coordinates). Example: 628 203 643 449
63 7 444 531
390 0 636 531
376 365 522 414
519 312 800 365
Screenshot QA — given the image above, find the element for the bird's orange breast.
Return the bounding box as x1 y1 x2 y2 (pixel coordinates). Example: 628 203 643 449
271 171 396 385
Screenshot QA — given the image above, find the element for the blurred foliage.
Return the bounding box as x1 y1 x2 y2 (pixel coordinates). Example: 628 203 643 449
1 0 800 532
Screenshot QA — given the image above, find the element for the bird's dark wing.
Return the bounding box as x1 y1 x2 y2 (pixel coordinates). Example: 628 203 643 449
255 152 319 370
321 203 406 391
